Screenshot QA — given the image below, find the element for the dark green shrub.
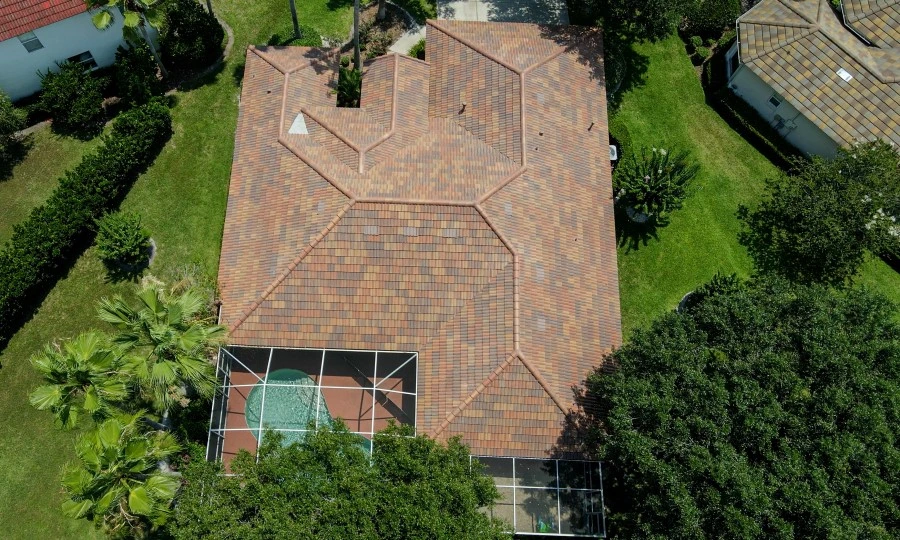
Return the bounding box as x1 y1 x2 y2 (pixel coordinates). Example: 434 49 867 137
408 38 425 60
694 46 711 63
266 24 322 46
95 212 151 268
0 90 25 157
340 55 351 67
614 146 699 220
160 0 225 71
718 28 737 47
114 43 164 107
39 62 105 138
711 88 804 168
336 67 362 108
0 100 172 346
682 0 742 38
689 35 703 49
365 31 392 59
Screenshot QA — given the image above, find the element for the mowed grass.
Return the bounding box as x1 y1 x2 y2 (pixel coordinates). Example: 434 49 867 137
0 130 102 244
614 36 900 336
0 1 351 537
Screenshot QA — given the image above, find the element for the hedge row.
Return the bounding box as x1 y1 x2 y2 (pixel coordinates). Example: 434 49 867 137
0 100 172 345
709 87 805 170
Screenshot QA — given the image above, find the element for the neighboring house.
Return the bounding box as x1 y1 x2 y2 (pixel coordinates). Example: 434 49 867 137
725 0 899 157
0 0 127 101
209 20 619 537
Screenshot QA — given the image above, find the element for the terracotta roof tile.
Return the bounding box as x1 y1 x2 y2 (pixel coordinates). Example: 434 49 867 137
219 22 620 459
0 0 84 41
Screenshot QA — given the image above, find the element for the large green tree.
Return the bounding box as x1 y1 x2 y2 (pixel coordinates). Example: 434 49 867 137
582 277 900 538
169 423 510 539
87 0 169 76
97 282 225 413
738 140 900 286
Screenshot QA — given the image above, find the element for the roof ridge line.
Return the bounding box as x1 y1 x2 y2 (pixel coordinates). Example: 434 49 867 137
815 2 894 83
426 20 523 74
432 352 519 436
278 136 357 198
516 350 568 414
474 204 519 349
741 28 816 61
358 197 474 206
301 107 364 152
739 18 816 29
778 0 819 25
359 53 401 172
228 199 356 333
478 167 526 204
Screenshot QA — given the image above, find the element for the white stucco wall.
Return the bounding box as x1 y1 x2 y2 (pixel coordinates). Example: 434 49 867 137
727 64 840 158
0 11 129 101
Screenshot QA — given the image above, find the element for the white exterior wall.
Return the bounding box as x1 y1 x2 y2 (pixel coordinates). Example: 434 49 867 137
0 11 128 101
727 64 840 158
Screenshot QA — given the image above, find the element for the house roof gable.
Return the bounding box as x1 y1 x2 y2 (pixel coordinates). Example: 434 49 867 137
0 0 85 42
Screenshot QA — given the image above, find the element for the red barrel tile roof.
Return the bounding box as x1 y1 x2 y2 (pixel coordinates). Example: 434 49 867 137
0 0 85 41
218 21 622 458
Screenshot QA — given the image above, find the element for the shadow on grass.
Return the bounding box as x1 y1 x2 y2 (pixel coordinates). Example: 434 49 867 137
176 60 227 93
0 135 34 182
615 205 666 252
327 0 353 10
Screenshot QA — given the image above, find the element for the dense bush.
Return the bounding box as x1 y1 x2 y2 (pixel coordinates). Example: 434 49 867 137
614 146 699 220
738 140 900 286
160 0 224 71
408 38 425 60
717 28 736 47
95 211 151 269
682 0 742 38
267 23 322 46
337 67 362 108
689 35 703 49
0 100 172 346
0 90 25 158
39 61 105 138
693 45 711 63
585 277 900 538
114 43 164 107
169 424 508 538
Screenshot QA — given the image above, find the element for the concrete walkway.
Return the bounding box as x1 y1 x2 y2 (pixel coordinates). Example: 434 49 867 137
388 0 569 54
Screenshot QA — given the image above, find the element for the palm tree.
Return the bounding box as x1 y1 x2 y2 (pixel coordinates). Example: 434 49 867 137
97 283 225 414
29 332 130 429
86 0 169 77
62 412 180 535
289 0 301 39
353 0 361 68
377 0 386 21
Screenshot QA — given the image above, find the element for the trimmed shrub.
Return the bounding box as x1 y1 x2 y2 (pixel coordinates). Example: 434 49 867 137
718 28 737 48
694 46 711 63
0 90 25 157
39 62 105 138
95 212 151 269
614 147 700 220
114 43 164 107
0 100 172 346
267 24 322 46
408 38 425 60
337 67 362 108
365 31 393 59
689 35 703 50
160 0 225 71
608 113 632 161
682 0 742 38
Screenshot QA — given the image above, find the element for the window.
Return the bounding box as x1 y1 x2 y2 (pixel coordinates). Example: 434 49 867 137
17 31 43 52
67 51 98 71
767 92 783 108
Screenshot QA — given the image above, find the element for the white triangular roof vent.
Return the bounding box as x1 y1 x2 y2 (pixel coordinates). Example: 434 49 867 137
289 113 309 135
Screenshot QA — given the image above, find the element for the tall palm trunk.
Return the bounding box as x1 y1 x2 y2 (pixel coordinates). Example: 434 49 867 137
377 0 386 20
140 23 169 78
289 0 300 39
206 0 213 15
353 0 361 68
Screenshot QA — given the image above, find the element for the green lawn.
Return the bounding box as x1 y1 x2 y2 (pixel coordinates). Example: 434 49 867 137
0 131 102 245
0 1 351 537
613 36 900 336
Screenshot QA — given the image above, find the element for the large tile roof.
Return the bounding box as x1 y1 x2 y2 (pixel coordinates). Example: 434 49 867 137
737 0 899 148
0 0 84 42
218 20 621 458
841 0 900 47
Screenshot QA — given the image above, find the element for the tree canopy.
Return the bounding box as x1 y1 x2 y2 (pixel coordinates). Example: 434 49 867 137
583 277 900 538
738 140 900 286
170 423 510 539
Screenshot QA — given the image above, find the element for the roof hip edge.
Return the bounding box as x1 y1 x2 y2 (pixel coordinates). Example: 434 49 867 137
426 20 523 74
227 199 356 333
